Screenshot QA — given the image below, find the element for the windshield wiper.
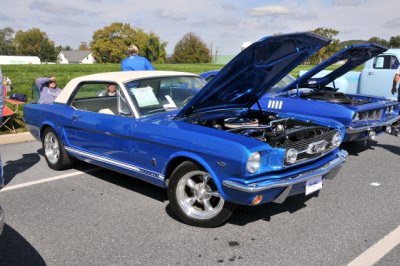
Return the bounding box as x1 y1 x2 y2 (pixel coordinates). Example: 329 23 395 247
147 106 178 114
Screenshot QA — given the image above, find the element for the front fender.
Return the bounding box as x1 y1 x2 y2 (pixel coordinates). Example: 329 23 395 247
163 150 237 200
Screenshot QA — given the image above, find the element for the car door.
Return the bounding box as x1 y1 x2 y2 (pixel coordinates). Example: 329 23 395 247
359 54 399 99
67 82 135 165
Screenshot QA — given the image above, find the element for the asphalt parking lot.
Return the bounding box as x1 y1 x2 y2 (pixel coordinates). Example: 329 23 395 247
0 134 399 265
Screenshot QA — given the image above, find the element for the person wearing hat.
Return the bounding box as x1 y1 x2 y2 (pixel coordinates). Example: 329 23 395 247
36 76 62 104
121 44 154 71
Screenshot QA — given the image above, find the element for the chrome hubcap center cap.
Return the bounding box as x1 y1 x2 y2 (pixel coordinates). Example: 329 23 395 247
195 184 211 201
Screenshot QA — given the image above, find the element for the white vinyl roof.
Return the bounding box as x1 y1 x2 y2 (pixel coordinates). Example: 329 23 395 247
55 71 198 104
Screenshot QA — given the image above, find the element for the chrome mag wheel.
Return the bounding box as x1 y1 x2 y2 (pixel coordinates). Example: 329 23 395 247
176 170 224 220
44 131 60 165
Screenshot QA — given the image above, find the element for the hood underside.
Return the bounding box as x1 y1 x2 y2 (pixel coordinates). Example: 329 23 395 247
283 43 388 91
177 32 331 117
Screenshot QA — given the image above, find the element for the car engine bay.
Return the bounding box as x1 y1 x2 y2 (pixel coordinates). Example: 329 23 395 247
186 110 339 165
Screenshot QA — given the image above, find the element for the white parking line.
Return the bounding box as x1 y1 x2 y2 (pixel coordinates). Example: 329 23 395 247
348 225 400 266
0 168 99 193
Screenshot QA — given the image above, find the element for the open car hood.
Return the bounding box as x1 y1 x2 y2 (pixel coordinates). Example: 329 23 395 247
176 32 330 117
283 43 387 91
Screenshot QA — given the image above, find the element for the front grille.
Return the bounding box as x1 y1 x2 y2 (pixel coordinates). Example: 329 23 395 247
282 129 336 165
359 109 383 121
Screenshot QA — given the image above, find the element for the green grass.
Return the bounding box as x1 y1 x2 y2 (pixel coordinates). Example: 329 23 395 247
1 64 225 98
0 63 363 134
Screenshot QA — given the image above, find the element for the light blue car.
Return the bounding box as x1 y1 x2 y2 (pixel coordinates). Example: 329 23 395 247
359 48 400 100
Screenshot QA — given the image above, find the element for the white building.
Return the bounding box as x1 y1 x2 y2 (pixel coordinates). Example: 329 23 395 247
58 50 95 64
0 55 41 64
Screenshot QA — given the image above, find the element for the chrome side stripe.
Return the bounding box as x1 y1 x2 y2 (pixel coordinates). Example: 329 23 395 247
267 99 283 109
65 146 164 180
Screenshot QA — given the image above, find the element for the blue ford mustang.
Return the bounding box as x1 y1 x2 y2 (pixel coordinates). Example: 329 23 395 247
202 44 400 142
24 32 347 227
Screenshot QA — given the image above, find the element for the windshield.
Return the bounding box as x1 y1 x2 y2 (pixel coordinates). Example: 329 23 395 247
268 74 296 93
124 76 206 116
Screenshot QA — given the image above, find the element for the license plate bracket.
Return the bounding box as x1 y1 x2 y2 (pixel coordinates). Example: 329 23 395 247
305 175 322 195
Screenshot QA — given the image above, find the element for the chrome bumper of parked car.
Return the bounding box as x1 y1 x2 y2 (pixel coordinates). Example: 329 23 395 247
346 115 400 134
223 150 348 195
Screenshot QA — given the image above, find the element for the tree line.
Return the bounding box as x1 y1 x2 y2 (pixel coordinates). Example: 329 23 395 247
1 24 399 64
0 23 211 64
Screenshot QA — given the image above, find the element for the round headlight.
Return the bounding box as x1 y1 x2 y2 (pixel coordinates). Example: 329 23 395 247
353 113 360 121
332 132 342 147
247 152 261 174
390 106 395 113
285 148 298 165
386 107 390 113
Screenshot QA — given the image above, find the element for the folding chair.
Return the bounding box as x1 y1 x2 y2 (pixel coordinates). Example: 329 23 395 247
31 82 41 104
1 105 17 133
3 82 25 113
4 97 25 113
1 83 25 133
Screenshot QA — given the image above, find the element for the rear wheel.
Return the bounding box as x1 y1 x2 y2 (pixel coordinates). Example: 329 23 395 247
42 127 73 170
168 161 235 227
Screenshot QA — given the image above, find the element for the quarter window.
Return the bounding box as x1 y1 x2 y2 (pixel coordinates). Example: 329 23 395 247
70 82 131 116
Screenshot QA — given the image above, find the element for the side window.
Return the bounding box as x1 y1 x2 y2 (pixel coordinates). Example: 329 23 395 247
390 56 399 69
73 83 103 100
70 83 131 116
373 55 399 69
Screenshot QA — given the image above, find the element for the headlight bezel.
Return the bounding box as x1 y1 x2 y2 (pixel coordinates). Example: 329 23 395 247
331 131 342 148
352 112 360 122
246 152 261 174
285 148 298 165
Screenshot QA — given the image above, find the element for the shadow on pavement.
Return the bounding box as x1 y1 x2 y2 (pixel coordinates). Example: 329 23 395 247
228 193 317 226
165 193 318 227
373 142 400 156
340 141 376 156
0 224 46 265
84 166 167 203
3 153 40 185
340 137 400 157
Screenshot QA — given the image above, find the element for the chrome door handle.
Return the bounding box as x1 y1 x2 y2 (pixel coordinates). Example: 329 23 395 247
72 114 80 120
368 72 375 75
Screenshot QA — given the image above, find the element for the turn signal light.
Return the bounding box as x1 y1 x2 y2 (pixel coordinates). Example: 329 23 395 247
252 195 263 205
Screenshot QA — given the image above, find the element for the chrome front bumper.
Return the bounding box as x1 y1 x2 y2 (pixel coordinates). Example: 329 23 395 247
346 115 400 134
223 150 348 196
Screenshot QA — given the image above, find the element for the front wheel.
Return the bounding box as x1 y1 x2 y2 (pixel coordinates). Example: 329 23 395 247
42 127 74 170
168 161 235 227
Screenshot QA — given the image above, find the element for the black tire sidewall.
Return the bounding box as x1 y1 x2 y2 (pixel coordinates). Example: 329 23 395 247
168 161 235 228
42 127 72 170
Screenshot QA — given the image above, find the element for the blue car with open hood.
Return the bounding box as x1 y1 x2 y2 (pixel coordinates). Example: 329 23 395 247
202 44 400 141
24 32 347 227
260 43 400 141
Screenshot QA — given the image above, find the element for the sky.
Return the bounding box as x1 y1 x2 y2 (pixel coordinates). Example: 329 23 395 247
1 0 399 55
